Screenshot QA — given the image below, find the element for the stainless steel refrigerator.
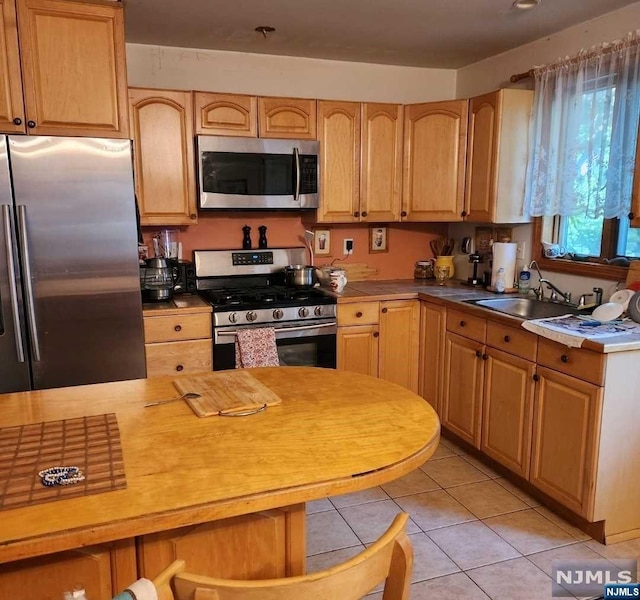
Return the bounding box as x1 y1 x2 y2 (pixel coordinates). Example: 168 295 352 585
0 136 146 393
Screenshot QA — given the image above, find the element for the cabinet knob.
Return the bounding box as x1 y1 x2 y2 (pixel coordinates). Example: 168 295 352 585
629 212 636 221
533 373 540 382
190 213 197 220
461 210 467 217
13 117 22 126
27 120 36 128
503 335 511 343
356 311 363 318
373 331 379 338
361 211 368 217
176 364 184 372
475 350 482 358
560 354 569 363
381 307 388 313
174 325 182 332
482 353 488 361
401 211 407 217
459 320 466 327
354 211 360 217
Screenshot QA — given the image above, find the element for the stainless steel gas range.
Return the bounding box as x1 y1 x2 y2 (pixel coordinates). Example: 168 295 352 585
194 248 337 370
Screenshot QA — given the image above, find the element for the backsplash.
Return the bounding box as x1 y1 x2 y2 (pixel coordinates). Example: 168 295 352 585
142 212 448 280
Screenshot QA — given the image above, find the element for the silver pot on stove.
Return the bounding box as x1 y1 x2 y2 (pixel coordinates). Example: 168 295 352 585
283 264 317 287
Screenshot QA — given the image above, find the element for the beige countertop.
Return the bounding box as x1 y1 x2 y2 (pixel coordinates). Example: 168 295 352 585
332 279 640 354
143 293 212 316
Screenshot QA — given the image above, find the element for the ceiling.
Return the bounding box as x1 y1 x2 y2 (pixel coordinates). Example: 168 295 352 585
124 0 639 69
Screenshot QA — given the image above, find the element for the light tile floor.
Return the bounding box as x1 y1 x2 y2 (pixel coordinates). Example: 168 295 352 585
306 437 640 599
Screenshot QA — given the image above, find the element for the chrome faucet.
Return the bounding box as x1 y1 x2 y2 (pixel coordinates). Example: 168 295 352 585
577 287 604 309
528 260 572 304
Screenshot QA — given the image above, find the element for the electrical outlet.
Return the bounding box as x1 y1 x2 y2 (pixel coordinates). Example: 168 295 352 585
344 238 354 255
516 241 526 260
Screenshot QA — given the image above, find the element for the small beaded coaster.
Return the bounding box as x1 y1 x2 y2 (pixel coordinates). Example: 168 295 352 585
38 466 86 487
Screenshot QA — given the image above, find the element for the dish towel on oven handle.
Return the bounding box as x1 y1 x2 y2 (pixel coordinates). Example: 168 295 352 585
235 327 280 368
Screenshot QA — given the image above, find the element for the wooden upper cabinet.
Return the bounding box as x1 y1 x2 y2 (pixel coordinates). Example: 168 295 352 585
631 119 640 228
0 0 25 133
129 88 197 226
194 92 257 137
16 0 129 138
317 100 360 223
402 100 468 221
360 103 403 222
258 96 316 139
464 89 533 223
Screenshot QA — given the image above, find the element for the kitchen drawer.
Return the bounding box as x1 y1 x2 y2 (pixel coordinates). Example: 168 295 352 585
487 321 537 361
337 302 380 326
537 338 605 386
446 309 486 343
144 313 211 343
145 339 212 377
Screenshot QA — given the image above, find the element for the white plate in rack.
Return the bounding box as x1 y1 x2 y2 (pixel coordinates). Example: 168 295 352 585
609 288 635 311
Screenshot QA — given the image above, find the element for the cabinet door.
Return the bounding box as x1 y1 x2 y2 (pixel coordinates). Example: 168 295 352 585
17 0 129 138
0 0 24 133
379 299 419 393
337 324 379 377
258 96 316 139
194 91 257 137
0 539 136 600
465 91 498 222
482 347 535 478
138 507 306 581
130 88 197 226
402 100 468 221
317 100 360 223
530 366 602 518
442 332 484 448
360 103 402 222
419 301 446 415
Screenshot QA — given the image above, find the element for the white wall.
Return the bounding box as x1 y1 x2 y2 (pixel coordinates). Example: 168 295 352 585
126 44 456 103
457 2 640 97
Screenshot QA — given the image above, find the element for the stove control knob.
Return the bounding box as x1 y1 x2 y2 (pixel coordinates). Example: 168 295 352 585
246 311 257 322
298 307 309 318
273 309 284 320
314 306 323 317
228 312 238 324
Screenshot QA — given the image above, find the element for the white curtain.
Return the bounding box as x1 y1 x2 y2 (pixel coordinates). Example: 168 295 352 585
524 31 640 219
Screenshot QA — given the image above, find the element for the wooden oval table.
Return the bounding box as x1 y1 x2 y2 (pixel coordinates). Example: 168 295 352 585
0 367 440 598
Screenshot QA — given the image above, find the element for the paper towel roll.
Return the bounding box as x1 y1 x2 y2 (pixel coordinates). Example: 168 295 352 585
491 242 517 290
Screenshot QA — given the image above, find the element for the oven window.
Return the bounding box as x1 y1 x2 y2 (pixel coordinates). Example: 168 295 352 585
202 152 294 196
214 333 336 370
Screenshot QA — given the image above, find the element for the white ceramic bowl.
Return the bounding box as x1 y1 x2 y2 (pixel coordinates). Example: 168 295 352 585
592 302 624 322
609 288 635 311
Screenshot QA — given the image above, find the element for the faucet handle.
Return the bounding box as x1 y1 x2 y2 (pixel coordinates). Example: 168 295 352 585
593 287 603 306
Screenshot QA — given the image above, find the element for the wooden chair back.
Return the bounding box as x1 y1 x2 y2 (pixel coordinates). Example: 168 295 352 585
153 512 412 600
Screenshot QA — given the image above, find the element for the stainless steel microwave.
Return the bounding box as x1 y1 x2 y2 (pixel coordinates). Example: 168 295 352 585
197 136 319 210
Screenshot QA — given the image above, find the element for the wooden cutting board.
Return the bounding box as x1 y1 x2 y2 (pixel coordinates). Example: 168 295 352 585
173 371 282 417
626 260 640 287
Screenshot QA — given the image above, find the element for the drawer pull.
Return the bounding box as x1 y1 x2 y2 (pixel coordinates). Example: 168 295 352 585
174 325 182 332
382 307 388 314
373 331 379 338
459 320 466 327
503 335 511 342
356 311 363 318
176 364 184 372
560 354 569 363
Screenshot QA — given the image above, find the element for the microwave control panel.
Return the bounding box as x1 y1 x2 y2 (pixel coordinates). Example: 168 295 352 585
232 251 274 266
300 155 318 193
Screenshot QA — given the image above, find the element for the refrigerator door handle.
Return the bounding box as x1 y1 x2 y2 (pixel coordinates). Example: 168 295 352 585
2 204 26 362
16 204 41 361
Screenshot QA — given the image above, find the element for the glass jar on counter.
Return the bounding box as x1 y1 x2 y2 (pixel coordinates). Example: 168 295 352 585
414 260 434 280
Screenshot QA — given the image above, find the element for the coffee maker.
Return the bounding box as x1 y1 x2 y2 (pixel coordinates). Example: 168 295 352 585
142 257 175 302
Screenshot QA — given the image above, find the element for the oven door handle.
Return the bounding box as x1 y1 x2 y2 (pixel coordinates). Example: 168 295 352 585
218 321 337 337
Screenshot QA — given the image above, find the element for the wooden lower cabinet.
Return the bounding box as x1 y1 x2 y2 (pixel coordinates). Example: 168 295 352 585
481 348 535 478
418 301 446 414
530 366 602 518
441 332 484 448
0 539 136 600
137 506 306 581
337 324 379 377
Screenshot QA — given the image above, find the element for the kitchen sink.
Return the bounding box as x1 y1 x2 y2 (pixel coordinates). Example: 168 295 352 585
464 297 590 320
